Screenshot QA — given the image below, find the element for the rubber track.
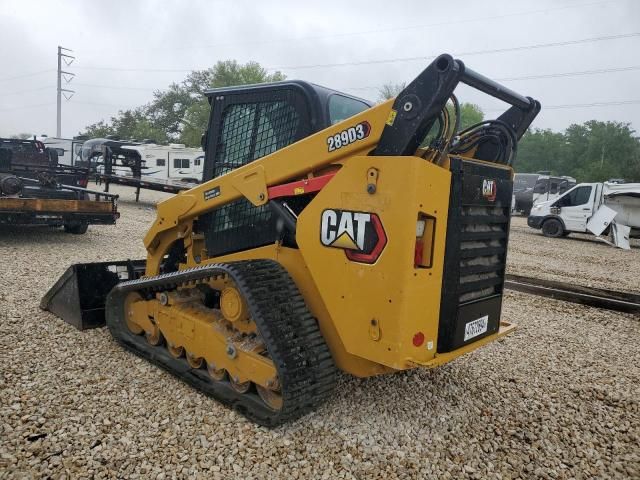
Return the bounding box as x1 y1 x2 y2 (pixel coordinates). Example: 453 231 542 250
105 259 337 426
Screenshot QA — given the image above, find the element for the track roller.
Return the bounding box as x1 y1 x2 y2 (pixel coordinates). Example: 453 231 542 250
105 260 337 426
167 342 184 358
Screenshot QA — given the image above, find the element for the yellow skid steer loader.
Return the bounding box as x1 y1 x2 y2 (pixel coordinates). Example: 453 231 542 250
42 54 540 426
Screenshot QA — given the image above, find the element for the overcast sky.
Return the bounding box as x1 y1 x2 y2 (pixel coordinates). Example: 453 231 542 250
0 0 638 138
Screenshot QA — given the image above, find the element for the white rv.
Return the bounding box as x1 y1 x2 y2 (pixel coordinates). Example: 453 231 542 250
121 143 204 182
80 139 204 183
528 182 640 249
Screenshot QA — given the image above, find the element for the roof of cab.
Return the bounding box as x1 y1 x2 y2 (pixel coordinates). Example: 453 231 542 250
204 79 372 107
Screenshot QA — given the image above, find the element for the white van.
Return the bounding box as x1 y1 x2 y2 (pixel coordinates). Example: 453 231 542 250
528 182 640 246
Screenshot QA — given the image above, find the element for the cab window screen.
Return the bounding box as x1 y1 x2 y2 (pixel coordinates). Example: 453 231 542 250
328 95 369 124
213 101 299 178
203 99 301 258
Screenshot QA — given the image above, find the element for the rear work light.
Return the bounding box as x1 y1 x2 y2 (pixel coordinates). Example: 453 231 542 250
414 213 436 268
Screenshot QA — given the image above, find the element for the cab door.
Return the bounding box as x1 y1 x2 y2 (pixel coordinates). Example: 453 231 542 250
555 185 594 232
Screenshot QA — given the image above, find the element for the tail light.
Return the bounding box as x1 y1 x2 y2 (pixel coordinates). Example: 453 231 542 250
414 214 436 268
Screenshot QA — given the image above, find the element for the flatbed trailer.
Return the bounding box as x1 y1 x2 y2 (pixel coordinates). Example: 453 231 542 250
0 194 119 227
0 181 119 233
1 166 119 234
95 173 196 201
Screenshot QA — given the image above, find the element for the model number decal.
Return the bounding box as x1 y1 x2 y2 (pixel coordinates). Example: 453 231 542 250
327 121 371 152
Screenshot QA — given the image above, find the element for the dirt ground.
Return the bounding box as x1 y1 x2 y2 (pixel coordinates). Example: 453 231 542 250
0 185 638 479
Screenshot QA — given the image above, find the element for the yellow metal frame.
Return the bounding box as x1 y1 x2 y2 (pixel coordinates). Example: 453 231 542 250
126 288 278 387
137 95 517 379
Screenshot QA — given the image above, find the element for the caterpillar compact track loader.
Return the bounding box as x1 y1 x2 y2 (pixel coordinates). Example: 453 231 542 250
42 54 540 426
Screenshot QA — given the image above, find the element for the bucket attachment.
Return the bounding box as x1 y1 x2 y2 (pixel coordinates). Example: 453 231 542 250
40 260 145 330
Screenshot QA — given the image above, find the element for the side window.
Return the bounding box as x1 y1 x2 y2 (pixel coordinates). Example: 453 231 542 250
533 180 547 194
328 95 370 124
558 181 569 194
156 158 165 167
194 157 202 166
558 186 592 207
173 158 189 168
573 186 592 205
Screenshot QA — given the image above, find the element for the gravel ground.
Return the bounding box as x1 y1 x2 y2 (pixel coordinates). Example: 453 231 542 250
1 185 639 479
508 216 640 293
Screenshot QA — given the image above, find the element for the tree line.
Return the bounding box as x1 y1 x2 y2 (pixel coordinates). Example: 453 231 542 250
80 62 640 183
81 60 285 146
516 121 639 182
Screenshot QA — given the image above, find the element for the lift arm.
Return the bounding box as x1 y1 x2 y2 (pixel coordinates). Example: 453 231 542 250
142 54 540 276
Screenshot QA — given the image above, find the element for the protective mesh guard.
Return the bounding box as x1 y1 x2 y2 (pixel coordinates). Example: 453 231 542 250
213 101 300 177
204 100 301 257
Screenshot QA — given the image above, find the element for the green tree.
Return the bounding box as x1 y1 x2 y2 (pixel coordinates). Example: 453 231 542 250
458 103 484 130
179 99 211 147
82 109 167 143
177 61 285 146
563 121 640 182
516 121 640 182
515 129 567 174
377 82 406 102
80 60 285 146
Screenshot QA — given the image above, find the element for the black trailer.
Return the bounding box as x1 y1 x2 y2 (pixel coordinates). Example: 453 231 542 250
0 147 119 234
80 140 197 201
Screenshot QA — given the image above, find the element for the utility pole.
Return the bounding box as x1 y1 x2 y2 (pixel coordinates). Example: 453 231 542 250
57 46 75 137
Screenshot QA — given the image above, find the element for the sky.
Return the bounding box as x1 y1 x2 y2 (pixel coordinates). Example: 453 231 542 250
0 0 638 139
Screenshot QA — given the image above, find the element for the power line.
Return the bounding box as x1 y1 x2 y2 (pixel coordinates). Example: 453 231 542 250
271 32 640 70
69 98 640 116
69 64 640 98
72 31 640 74
0 102 55 112
73 83 159 91
545 99 640 110
77 0 619 54
341 65 640 92
482 99 640 112
0 86 54 97
74 65 192 73
70 101 136 109
494 65 640 82
52 68 640 98
0 69 55 83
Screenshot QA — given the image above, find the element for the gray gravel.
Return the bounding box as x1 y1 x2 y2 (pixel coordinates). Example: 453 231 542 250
1 185 639 479
508 216 640 293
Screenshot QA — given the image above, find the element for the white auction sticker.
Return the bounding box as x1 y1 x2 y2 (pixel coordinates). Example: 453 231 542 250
464 315 489 341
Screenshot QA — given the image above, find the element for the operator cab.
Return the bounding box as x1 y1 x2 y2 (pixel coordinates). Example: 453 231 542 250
199 81 372 257
202 81 372 181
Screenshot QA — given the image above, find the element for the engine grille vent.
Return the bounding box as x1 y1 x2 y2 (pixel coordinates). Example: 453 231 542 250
458 205 509 302
437 157 513 352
